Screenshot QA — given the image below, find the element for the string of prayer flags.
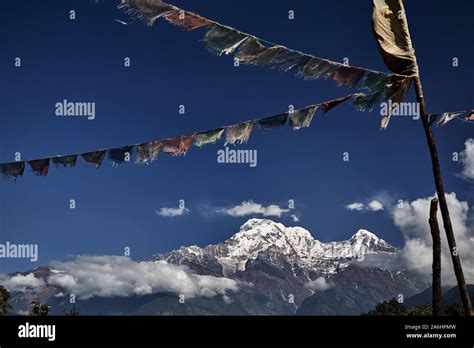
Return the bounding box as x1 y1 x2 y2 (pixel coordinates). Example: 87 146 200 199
52 155 78 168
119 0 413 114
194 129 225 148
288 106 318 130
2 96 470 180
28 159 50 177
108 146 135 165
136 141 162 164
0 100 343 180
225 121 255 146
219 22 405 93
81 150 106 168
258 113 288 130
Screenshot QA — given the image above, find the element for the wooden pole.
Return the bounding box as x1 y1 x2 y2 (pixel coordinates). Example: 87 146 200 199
429 198 442 316
391 0 473 317
413 77 472 316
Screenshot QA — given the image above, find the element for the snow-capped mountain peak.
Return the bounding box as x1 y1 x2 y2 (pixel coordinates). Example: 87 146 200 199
349 229 394 251
351 229 379 240
222 219 324 268
153 219 398 275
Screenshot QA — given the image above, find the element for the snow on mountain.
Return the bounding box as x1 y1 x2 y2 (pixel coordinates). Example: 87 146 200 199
153 219 397 275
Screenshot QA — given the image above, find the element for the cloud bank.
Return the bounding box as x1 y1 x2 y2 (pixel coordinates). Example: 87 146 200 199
2 256 239 300
0 273 45 293
390 192 474 286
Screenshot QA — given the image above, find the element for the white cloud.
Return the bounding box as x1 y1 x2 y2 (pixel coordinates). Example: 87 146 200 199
368 200 384 212
1 256 239 301
156 206 190 217
0 273 45 293
390 192 474 286
459 138 474 181
43 256 239 300
346 203 364 211
346 200 384 212
218 201 289 217
305 277 334 291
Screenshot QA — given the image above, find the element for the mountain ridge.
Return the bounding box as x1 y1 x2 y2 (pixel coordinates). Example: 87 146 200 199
152 218 398 276
4 218 426 316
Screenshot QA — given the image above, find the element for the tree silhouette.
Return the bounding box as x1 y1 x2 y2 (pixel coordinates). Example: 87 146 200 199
29 299 50 316
365 299 408 316
408 304 433 316
0 285 13 315
443 301 465 316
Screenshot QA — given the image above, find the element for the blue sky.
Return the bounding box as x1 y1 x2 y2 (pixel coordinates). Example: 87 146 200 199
0 0 472 273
